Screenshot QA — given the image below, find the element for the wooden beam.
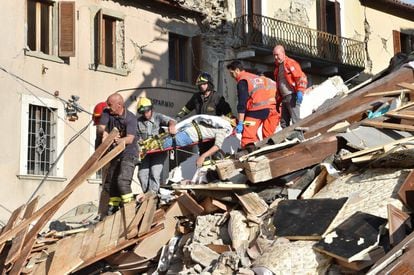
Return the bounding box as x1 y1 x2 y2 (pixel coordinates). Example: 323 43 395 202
385 111 414 120
388 204 410 247
0 129 121 246
4 197 39 266
364 89 409 97
244 134 337 183
397 82 414 92
362 120 414 132
138 194 157 236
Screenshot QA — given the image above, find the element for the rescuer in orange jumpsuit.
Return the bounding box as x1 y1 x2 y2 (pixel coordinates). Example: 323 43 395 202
273 45 308 128
227 60 280 148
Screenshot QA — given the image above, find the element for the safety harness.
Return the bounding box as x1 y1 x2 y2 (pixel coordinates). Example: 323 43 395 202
191 121 203 142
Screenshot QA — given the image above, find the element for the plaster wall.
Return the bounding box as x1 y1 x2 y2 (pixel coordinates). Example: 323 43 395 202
0 0 199 224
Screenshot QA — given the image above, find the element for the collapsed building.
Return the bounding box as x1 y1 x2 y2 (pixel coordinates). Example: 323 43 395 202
0 58 413 274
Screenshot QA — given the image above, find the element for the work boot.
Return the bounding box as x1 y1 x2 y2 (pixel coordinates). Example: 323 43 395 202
107 205 119 216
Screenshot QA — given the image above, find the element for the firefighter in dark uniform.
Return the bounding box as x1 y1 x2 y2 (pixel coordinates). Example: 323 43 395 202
176 72 233 154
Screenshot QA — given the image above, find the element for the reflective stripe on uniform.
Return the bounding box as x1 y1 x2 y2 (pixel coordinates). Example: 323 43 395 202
109 196 121 206
121 193 134 203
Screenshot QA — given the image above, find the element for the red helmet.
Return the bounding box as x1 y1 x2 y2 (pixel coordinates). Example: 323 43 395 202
92 102 108 125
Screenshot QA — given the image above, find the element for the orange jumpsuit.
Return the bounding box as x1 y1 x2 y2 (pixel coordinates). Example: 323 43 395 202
236 71 280 147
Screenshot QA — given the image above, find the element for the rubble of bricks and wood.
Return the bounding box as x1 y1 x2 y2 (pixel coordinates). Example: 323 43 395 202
1 63 414 274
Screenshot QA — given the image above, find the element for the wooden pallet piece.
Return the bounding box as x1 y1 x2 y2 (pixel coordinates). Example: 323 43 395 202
138 195 157 236
388 204 410 247
0 129 121 246
235 191 268 217
74 223 164 273
4 197 39 266
79 220 105 260
96 214 116 253
398 170 414 210
48 232 85 274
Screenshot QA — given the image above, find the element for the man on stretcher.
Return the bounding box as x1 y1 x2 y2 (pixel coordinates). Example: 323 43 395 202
139 115 236 168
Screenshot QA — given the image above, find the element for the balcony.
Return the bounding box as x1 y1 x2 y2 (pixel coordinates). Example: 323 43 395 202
233 14 365 76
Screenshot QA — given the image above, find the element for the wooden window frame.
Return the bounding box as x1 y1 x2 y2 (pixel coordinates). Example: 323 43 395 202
92 9 126 75
26 0 76 60
168 33 201 84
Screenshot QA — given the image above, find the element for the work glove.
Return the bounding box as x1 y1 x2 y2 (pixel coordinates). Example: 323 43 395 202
236 121 244 134
296 91 303 105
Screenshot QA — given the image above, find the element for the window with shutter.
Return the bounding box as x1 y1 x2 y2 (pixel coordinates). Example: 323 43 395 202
26 0 75 61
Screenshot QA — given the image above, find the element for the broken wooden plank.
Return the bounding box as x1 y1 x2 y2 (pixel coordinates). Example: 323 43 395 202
301 169 328 199
313 211 387 263
79 220 105 261
388 204 410 247
340 136 414 160
200 197 231 214
215 159 243 180
273 198 347 240
134 201 189 259
397 82 414 92
245 134 337 183
48 232 85 274
385 111 414 120
361 120 414 132
4 197 39 266
138 194 157 236
127 199 148 240
0 205 25 253
172 182 249 190
74 223 164 272
0 129 121 246
235 191 268 217
334 246 385 271
364 89 409 97
176 192 204 216
398 170 414 210
8 205 60 275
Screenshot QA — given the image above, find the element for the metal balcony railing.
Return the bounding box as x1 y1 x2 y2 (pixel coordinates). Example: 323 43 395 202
233 14 365 68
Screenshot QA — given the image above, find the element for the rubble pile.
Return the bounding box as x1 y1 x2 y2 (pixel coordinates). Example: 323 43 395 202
0 64 414 274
